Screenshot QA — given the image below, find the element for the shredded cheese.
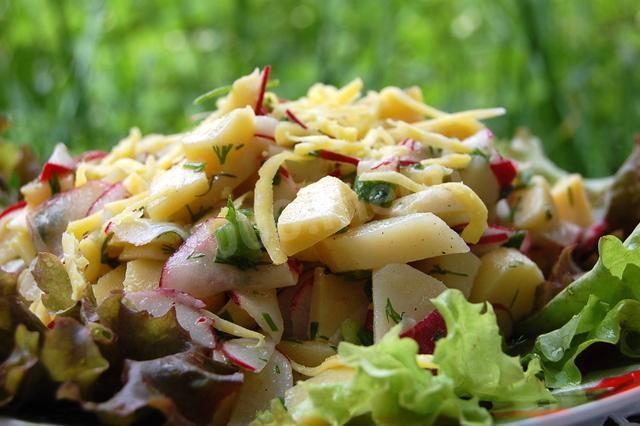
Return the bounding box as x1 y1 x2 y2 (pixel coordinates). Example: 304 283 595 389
254 151 304 264
358 171 425 193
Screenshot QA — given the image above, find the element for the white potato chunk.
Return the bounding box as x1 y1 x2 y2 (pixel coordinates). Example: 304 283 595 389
317 213 468 272
93 265 125 305
551 174 593 227
372 263 447 342
146 165 209 220
308 268 369 340
277 340 337 368
470 247 544 321
278 176 358 256
122 259 164 293
508 175 557 231
412 251 481 298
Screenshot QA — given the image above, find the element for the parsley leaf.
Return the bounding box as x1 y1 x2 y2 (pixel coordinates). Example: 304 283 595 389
213 144 233 165
353 178 396 207
385 298 403 324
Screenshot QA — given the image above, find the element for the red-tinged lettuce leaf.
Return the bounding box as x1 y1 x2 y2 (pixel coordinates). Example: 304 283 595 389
0 325 41 407
520 225 640 335
41 318 109 393
97 294 189 360
606 138 640 236
28 180 110 255
31 252 75 313
79 351 243 425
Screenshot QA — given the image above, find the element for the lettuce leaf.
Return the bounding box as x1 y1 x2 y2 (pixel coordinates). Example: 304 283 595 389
520 224 640 387
432 290 552 403
520 225 640 335
257 289 553 425
288 328 490 426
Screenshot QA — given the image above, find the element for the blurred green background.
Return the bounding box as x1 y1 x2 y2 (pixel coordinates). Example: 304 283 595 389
0 0 639 177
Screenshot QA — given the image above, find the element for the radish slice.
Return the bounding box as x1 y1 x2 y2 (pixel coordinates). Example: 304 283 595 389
255 115 279 139
125 289 216 348
290 276 313 340
110 217 189 247
28 180 111 255
254 65 271 115
467 224 515 255
0 200 27 221
87 183 129 215
76 150 108 163
222 338 275 373
285 109 308 130
490 157 518 189
160 220 299 300
39 144 76 182
400 310 447 354
227 350 293 425
232 289 283 342
316 150 360 166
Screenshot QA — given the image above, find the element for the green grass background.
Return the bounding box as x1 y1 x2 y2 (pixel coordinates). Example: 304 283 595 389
1 0 639 177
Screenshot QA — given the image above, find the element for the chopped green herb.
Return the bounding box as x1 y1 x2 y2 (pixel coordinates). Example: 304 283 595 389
187 251 206 260
197 172 237 197
100 233 118 268
235 144 245 151
353 178 396 207
411 163 425 170
505 231 526 249
545 208 554 221
567 187 574 206
357 327 373 346
275 364 281 374
183 162 206 172
513 170 534 190
310 321 319 340
336 225 349 234
470 148 490 162
213 144 234 165
48 174 61 195
272 172 282 186
193 85 232 105
262 313 279 332
161 244 177 255
215 198 265 269
193 79 280 105
430 264 468 277
186 204 212 222
385 298 403 324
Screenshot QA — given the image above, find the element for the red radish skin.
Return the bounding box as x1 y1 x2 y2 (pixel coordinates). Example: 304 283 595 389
38 144 76 182
285 109 308 129
87 182 129 215
254 133 276 142
316 150 360 166
76 150 109 163
400 310 447 354
290 276 314 340
160 220 299 301
254 65 271 115
222 338 275 373
371 157 399 171
0 200 27 221
490 157 518 189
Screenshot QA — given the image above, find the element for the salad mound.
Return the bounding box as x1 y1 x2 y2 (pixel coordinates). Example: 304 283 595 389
1 67 640 425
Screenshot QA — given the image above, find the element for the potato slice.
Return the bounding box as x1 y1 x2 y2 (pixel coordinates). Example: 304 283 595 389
122 259 164 293
93 265 125 305
507 175 557 231
412 252 481 298
470 248 544 321
278 176 358 256
551 174 593 228
372 263 446 342
308 268 369 340
317 213 468 272
146 165 209 220
277 340 337 368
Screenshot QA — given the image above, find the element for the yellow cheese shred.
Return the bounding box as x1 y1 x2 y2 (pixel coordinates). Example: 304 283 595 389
421 153 471 169
358 171 425 193
254 151 306 265
440 182 488 244
390 121 472 154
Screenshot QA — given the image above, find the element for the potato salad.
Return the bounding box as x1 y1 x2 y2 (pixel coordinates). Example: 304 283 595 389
2 67 640 426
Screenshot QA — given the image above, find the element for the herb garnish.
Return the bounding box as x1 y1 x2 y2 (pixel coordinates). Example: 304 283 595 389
214 198 265 270
213 144 233 165
385 298 403 324
353 178 397 207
